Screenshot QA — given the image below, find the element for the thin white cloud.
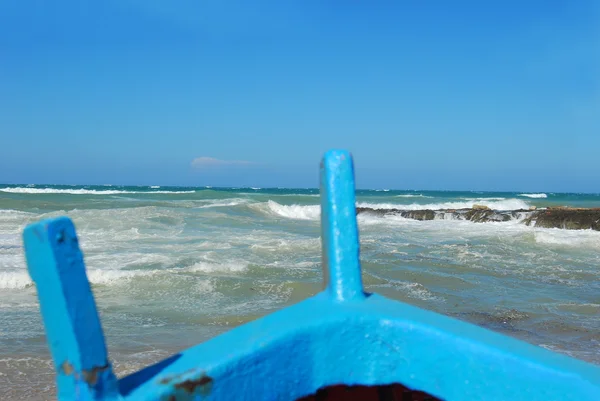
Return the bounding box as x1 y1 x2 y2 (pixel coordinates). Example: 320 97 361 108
190 157 254 169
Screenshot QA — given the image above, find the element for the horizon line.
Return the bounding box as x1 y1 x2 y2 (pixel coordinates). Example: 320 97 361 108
0 183 597 196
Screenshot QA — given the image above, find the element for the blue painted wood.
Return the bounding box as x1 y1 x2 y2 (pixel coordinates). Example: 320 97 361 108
23 150 600 401
23 217 120 401
320 150 365 301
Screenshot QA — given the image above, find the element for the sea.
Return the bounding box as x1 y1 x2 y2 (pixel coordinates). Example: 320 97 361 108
0 185 599 400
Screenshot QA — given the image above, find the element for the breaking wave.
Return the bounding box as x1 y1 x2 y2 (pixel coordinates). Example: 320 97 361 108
196 199 249 209
533 229 600 248
259 198 532 221
519 193 548 199
0 260 251 289
264 201 320 220
396 194 433 198
0 272 32 289
357 198 530 211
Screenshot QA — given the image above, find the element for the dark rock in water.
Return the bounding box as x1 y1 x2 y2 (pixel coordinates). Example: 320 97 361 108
523 207 600 231
356 206 600 231
463 209 511 222
355 208 435 220
356 207 531 223
399 210 436 220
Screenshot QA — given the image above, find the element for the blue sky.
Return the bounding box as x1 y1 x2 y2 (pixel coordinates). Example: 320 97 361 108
1 1 598 191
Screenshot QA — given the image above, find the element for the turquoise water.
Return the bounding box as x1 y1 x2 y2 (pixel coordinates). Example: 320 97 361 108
1 185 599 399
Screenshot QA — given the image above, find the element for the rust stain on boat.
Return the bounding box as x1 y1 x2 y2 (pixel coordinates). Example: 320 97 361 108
60 360 111 385
175 374 213 394
159 370 214 398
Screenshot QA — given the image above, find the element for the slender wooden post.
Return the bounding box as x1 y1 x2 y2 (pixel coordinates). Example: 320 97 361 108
320 150 365 301
23 217 120 400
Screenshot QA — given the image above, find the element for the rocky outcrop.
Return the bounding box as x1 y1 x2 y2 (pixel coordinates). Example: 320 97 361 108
522 207 600 230
356 206 600 231
356 208 436 221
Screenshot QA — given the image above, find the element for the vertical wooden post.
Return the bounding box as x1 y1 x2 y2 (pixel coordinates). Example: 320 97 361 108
23 217 119 400
320 150 365 301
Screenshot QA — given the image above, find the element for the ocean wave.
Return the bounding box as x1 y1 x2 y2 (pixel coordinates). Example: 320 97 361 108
0 187 195 195
0 269 163 289
519 193 548 199
0 209 35 222
357 198 530 211
396 194 433 198
264 201 320 220
0 258 250 289
258 198 532 221
0 272 32 289
187 260 248 273
365 270 440 301
370 281 440 301
86 269 159 284
196 199 249 209
533 229 600 248
250 237 320 253
462 197 506 201
358 211 600 249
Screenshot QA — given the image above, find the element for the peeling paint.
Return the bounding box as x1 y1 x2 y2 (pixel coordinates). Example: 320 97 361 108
60 360 111 386
82 364 111 386
175 374 213 395
61 361 74 376
159 370 214 399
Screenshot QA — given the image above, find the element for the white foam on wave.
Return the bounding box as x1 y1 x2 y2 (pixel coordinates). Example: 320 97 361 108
0 258 250 290
0 253 23 271
0 187 195 195
264 201 320 220
278 193 319 197
187 260 248 273
533 229 600 248
0 209 32 215
196 199 249 209
0 268 164 289
463 197 506 201
250 237 320 253
0 209 35 223
358 210 600 250
358 198 530 211
519 193 548 199
86 269 159 284
150 186 160 189
262 198 531 221
0 302 39 309
396 194 433 198
0 271 32 289
45 208 186 250
86 251 175 270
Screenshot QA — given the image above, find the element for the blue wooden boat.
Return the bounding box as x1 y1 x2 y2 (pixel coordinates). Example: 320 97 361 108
22 150 600 401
